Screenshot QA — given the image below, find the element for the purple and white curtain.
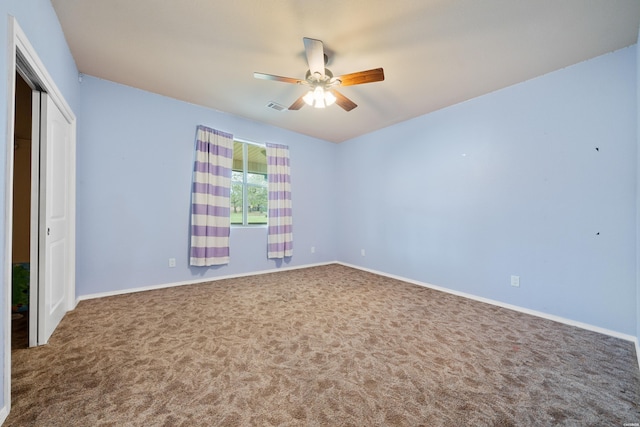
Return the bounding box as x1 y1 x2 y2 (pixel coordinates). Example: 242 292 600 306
190 125 234 266
266 143 293 258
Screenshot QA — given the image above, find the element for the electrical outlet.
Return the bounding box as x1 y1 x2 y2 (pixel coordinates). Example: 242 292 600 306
168 258 176 268
510 275 520 287
311 246 316 253
361 249 366 257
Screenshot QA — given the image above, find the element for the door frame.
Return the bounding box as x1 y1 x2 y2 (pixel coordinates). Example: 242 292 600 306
3 16 77 418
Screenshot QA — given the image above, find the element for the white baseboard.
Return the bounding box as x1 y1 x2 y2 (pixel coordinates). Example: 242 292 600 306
76 261 335 303
337 262 638 345
0 404 8 425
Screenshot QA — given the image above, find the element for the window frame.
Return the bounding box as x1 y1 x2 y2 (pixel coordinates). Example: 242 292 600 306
231 139 268 227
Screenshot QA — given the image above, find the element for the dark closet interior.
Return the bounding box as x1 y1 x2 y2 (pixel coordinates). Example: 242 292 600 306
12 72 32 349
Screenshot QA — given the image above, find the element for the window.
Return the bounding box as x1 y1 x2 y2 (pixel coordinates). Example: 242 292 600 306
231 140 268 225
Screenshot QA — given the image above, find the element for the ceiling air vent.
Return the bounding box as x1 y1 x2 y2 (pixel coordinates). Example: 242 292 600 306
266 101 287 112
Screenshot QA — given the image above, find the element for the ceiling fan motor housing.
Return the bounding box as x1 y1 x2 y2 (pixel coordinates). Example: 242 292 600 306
305 68 337 85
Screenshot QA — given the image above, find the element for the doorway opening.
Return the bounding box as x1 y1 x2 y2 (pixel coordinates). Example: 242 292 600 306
11 72 33 349
4 18 77 420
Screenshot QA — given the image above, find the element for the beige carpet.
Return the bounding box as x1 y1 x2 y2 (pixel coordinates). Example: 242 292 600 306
6 264 640 426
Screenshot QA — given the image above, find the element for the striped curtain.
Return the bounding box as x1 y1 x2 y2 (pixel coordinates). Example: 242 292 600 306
190 126 234 266
266 143 293 259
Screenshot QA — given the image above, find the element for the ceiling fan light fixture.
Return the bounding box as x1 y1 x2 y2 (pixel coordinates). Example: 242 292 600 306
312 86 326 108
303 90 315 106
324 90 336 106
303 85 336 108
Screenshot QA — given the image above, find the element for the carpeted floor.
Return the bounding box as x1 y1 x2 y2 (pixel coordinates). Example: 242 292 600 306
6 264 640 426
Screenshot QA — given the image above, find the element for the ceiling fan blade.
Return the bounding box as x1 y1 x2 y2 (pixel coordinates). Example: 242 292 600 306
254 72 303 85
288 95 306 110
332 90 357 112
337 68 385 87
303 37 325 78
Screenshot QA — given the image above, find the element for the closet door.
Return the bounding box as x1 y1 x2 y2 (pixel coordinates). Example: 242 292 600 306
38 92 72 345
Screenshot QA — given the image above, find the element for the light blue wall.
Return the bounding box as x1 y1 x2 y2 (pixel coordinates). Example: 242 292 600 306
76 76 338 296
0 0 81 416
337 46 638 335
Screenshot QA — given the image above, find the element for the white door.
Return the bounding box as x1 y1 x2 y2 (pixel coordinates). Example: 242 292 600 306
28 89 41 348
37 93 71 345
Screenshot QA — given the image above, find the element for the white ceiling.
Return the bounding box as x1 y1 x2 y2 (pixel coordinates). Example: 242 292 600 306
51 0 640 143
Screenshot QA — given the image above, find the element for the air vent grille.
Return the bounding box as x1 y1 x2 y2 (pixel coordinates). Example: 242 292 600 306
266 101 287 112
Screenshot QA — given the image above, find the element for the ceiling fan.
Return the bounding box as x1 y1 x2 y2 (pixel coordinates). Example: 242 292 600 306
254 37 384 111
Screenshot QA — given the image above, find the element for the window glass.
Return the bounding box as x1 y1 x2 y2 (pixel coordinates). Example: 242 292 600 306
231 141 268 225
